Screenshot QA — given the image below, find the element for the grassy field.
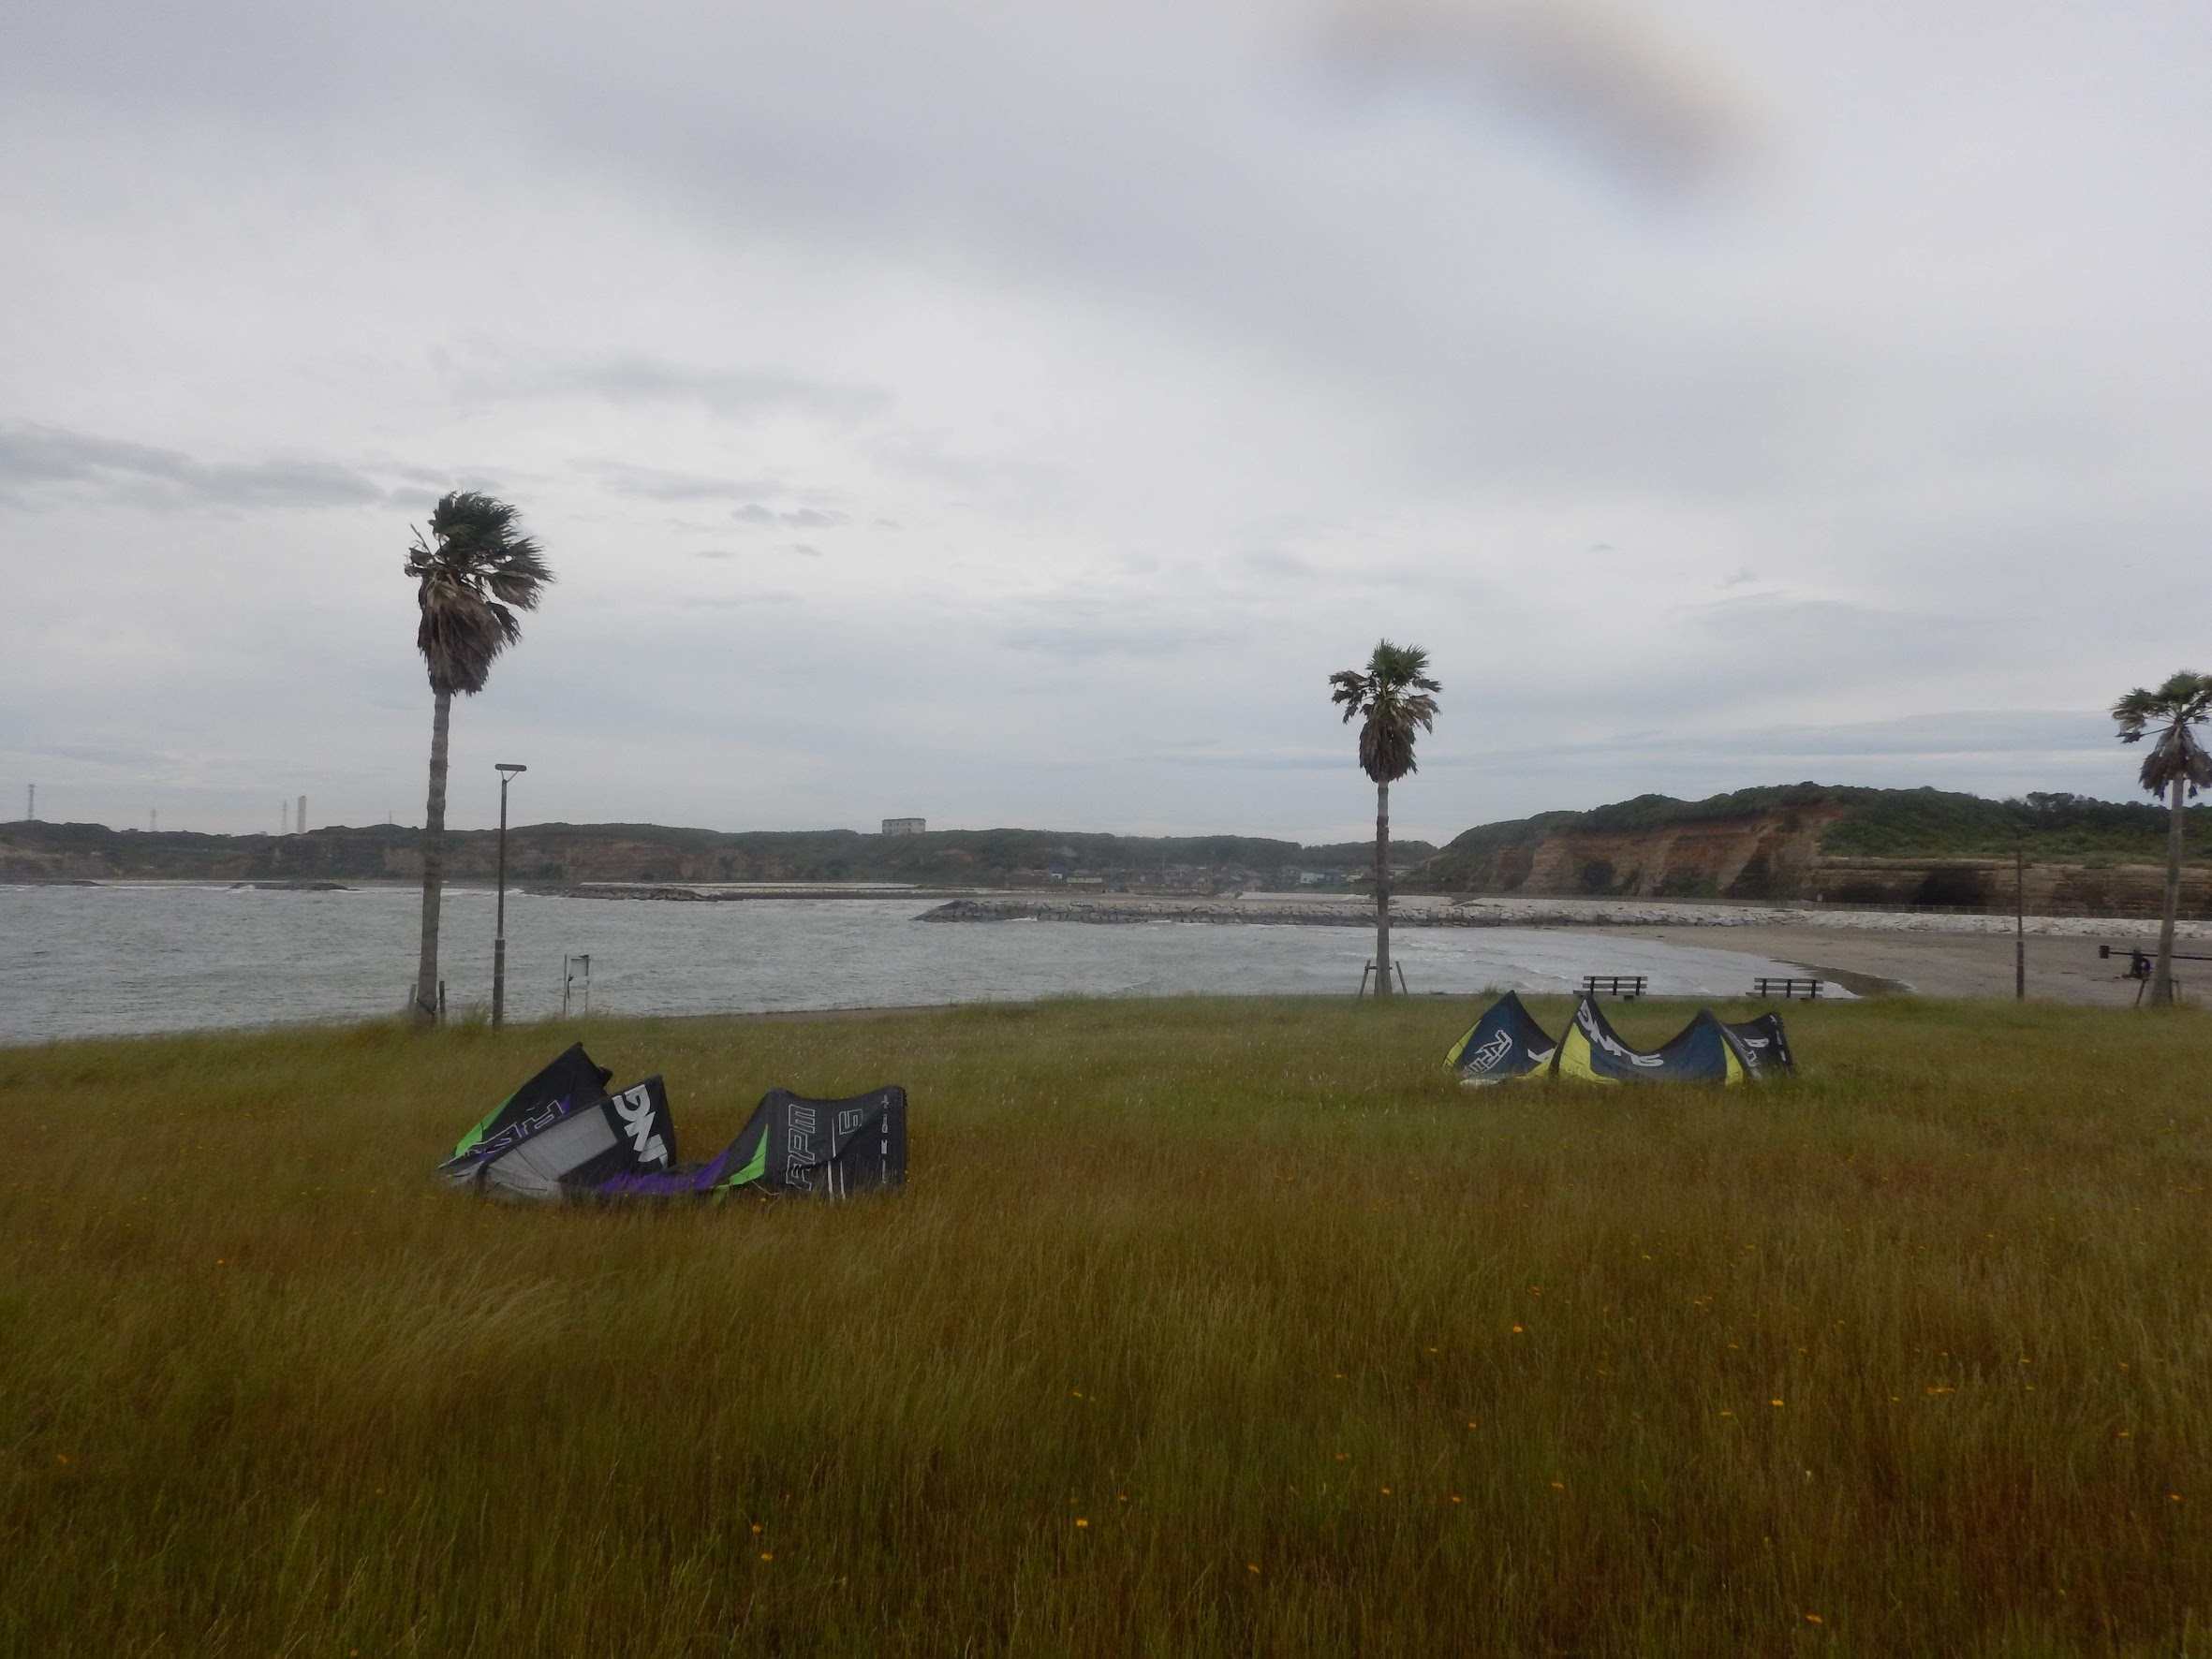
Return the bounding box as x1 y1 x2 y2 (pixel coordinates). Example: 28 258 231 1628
2 995 2208 1655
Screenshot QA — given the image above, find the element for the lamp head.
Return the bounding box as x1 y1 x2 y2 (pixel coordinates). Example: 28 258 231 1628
495 763 527 777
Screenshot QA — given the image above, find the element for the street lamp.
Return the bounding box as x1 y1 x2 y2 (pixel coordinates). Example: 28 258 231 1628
493 763 526 1028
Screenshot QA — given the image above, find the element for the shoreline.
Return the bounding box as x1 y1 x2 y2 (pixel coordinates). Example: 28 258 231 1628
917 891 2212 940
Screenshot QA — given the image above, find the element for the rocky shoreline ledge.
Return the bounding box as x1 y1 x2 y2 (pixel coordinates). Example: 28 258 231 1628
922 898 1455 927
920 893 2212 940
524 884 971 903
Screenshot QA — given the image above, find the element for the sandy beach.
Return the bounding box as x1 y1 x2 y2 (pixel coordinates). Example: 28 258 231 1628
1588 924 2157 1004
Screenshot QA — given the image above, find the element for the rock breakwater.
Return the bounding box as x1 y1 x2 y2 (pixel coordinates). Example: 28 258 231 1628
922 893 2212 940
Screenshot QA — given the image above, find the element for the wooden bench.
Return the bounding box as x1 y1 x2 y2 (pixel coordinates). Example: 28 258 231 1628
1581 975 1647 1000
1752 977 1823 1000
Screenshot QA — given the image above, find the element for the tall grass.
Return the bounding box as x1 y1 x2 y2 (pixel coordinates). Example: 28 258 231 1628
2 996 2207 1655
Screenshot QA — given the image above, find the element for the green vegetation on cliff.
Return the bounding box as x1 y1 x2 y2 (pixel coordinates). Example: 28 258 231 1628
1821 788 2212 860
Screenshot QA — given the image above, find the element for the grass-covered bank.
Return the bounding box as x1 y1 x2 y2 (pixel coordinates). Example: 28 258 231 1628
3 998 2208 1655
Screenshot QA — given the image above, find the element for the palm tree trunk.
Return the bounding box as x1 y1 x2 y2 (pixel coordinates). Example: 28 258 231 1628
1374 778 1393 997
412 691 451 1027
2149 773 2185 1006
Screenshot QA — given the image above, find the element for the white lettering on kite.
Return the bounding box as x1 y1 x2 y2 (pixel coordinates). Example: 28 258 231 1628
1578 1005 1663 1066
614 1085 670 1165
1465 1028 1514 1071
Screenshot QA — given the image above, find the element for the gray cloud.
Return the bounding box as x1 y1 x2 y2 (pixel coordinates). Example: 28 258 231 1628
449 351 890 425
733 504 851 528
1314 0 1754 197
681 592 801 608
1000 618 1244 661
592 462 787 502
0 422 388 512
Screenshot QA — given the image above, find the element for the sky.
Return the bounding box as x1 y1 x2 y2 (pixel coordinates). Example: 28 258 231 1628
4 0 2207 845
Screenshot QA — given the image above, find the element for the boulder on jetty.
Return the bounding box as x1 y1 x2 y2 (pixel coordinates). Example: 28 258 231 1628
922 897 1394 927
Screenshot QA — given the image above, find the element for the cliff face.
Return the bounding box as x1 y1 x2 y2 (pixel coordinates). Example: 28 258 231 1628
1420 795 2212 915
1431 803 1846 900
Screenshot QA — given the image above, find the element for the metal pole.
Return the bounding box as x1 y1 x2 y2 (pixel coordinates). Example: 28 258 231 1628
494 773 509 1029
2014 845 2026 1000
492 763 525 1030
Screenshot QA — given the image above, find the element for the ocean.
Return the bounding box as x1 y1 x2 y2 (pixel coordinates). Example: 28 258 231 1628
0 883 1821 1044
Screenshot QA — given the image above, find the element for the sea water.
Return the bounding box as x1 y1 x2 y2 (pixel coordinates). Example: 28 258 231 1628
0 884 1825 1044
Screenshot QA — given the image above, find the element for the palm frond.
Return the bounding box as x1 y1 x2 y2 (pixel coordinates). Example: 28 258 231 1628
2140 722 2212 798
2114 671 2212 797
406 492 553 696
1331 639 1443 784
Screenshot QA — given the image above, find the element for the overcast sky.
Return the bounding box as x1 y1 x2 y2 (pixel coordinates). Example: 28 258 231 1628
4 0 2206 844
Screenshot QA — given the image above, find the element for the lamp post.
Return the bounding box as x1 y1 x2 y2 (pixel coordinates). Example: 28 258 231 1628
493 763 526 1028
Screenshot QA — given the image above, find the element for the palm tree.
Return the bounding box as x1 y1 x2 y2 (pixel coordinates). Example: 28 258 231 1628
406 492 553 1027
1330 640 1440 998
2112 669 2212 1007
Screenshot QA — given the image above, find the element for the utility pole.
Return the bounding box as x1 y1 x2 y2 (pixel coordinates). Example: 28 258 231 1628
2014 844 2026 1000
492 763 527 1028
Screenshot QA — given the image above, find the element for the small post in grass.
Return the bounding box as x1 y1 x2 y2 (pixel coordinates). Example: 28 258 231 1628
2015 844 2026 1000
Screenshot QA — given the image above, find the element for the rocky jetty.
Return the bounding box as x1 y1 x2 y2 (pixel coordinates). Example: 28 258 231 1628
921 893 2212 940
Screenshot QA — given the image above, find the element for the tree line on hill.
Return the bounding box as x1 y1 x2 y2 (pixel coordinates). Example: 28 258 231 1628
10 785 2212 889
0 818 1439 887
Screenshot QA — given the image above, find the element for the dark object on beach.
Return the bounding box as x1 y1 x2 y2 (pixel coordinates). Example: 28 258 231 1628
597 1086 908 1201
1751 976 1823 999
435 1042 677 1199
435 1044 906 1201
1443 991 1558 1082
1580 974 1646 999
1447 993 1792 1085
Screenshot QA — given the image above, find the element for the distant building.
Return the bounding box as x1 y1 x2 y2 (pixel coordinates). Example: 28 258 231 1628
881 817 926 836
